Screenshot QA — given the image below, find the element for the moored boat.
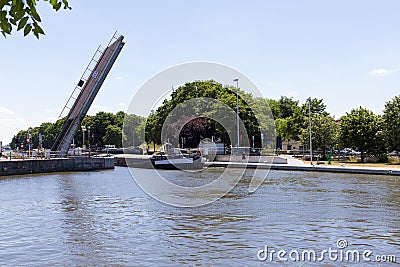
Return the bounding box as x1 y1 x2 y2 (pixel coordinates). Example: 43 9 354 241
150 144 205 170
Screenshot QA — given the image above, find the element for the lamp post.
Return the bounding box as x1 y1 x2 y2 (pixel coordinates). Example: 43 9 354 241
261 132 264 150
81 125 87 150
181 136 185 149
233 78 239 154
87 126 91 150
38 133 43 158
307 97 313 166
132 130 135 147
27 129 31 158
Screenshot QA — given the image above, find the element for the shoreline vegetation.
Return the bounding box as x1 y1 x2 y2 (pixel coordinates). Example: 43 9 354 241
5 80 400 165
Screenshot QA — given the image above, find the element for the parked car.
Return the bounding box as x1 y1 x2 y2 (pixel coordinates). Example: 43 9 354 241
249 148 261 156
340 148 361 155
389 151 399 156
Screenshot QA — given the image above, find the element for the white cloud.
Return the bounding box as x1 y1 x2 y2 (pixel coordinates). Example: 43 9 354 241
0 117 30 144
0 106 15 115
286 90 299 98
369 68 399 76
115 76 124 80
88 104 111 115
0 118 27 123
43 116 59 123
44 108 56 113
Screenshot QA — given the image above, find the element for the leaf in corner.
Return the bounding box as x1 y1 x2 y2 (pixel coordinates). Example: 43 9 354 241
55 2 62 11
62 0 71 9
29 7 41 22
34 23 44 35
24 24 32 36
18 17 29 31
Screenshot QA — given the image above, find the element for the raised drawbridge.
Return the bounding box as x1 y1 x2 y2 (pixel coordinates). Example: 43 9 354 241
51 33 125 157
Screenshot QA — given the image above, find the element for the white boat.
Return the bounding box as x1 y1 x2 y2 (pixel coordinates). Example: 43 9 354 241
150 144 205 170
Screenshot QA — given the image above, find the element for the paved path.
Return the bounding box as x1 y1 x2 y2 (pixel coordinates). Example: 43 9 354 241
114 154 400 176
277 154 306 166
205 155 400 176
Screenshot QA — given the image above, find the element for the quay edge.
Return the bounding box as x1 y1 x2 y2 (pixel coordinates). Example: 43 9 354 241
205 162 400 176
0 157 114 177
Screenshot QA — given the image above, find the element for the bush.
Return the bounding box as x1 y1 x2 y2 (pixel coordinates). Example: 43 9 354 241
377 154 389 163
348 156 359 163
389 156 400 165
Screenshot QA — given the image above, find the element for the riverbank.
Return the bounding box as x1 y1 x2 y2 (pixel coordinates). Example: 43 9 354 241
205 161 400 176
0 157 114 177
208 154 400 176
114 154 400 176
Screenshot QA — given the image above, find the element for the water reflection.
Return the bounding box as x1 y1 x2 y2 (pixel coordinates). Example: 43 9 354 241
0 167 398 266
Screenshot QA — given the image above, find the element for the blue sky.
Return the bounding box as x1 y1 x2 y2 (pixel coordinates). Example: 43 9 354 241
1 0 400 143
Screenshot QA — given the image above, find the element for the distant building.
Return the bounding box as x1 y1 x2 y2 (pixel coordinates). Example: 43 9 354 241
281 140 304 152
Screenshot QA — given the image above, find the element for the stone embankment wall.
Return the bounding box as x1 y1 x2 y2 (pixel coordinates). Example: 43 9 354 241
0 158 114 176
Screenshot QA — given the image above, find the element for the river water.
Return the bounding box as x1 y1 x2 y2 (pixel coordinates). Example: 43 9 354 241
0 167 399 266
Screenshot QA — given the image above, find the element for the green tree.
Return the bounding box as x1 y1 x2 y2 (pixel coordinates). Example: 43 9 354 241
275 118 289 143
280 97 328 144
300 114 339 157
301 98 327 115
277 96 299 119
122 113 146 147
1 0 71 38
103 125 122 147
87 112 117 147
10 118 65 149
115 111 126 128
286 105 305 141
266 98 280 119
251 97 276 145
339 107 384 162
145 80 266 148
383 95 400 152
9 111 136 150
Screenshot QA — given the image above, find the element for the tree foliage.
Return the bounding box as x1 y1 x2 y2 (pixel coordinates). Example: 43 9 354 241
273 97 329 144
276 96 299 119
300 113 339 156
383 95 400 152
122 113 146 147
9 89 398 161
103 125 122 147
145 80 268 148
0 0 71 38
178 117 213 148
339 107 384 162
9 111 145 150
301 98 327 115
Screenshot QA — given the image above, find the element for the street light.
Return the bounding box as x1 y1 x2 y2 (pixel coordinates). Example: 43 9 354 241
87 126 91 150
81 125 87 150
307 97 313 166
132 130 135 147
181 136 185 149
27 129 31 158
233 78 239 152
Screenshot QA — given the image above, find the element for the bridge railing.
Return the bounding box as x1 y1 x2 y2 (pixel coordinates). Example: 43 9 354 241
2 149 112 160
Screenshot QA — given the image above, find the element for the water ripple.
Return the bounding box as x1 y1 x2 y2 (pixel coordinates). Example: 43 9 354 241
0 167 398 266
